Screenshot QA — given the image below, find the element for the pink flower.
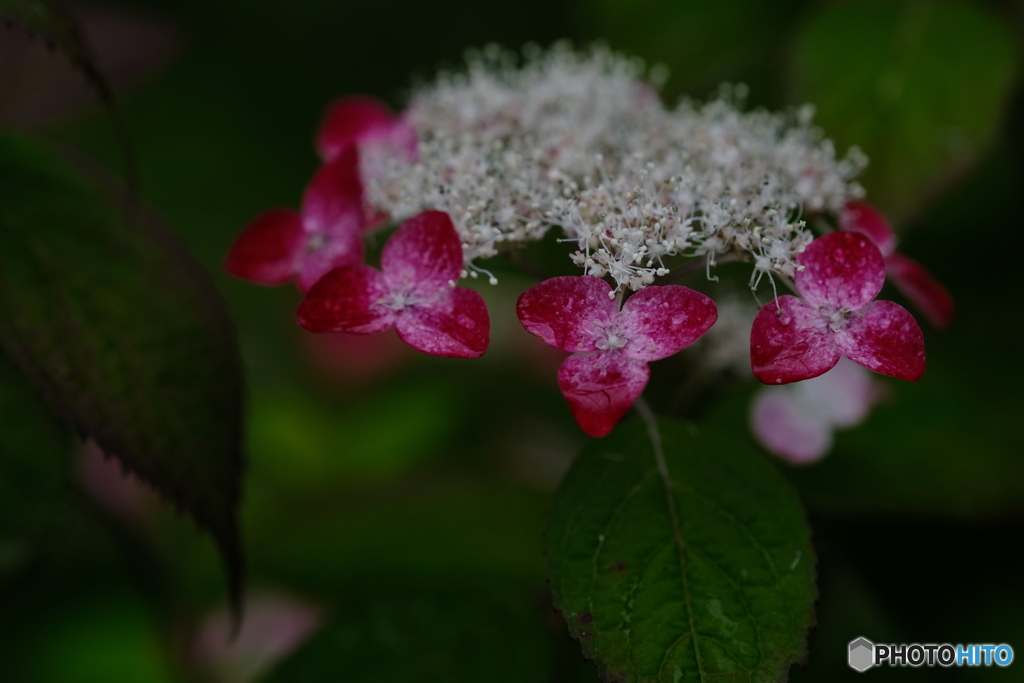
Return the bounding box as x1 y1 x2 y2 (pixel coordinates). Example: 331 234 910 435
750 358 883 464
750 231 926 384
315 96 417 164
224 151 365 292
841 200 954 328
297 210 489 358
517 276 717 437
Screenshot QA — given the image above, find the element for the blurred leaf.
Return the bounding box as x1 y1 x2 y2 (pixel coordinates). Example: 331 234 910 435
548 418 815 682
576 0 808 100
0 8 180 130
268 589 553 683
782 356 1024 518
0 350 70 527
0 0 110 100
253 478 547 591
0 350 71 579
248 378 458 488
792 0 1018 224
3 592 175 683
0 132 244 608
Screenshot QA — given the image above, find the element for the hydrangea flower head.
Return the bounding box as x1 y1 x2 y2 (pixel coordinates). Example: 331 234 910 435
840 200 954 328
750 231 926 384
517 276 717 436
364 45 865 293
224 151 365 292
750 358 883 464
297 210 489 358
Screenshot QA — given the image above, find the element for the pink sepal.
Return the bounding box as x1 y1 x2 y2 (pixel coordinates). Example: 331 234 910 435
395 287 489 358
750 295 840 384
316 96 396 162
558 352 650 438
839 200 896 256
751 358 882 464
836 300 925 381
296 264 393 334
294 152 366 291
619 285 718 361
885 253 954 329
516 276 617 352
795 231 885 311
382 210 463 292
224 209 303 285
751 387 833 464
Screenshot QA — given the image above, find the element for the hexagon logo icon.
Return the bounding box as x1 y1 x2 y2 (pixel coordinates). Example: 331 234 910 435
849 637 875 672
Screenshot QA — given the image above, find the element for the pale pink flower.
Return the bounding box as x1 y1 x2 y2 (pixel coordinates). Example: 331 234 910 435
750 358 883 464
192 591 323 683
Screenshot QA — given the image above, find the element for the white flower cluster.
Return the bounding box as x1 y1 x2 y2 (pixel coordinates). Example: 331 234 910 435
363 43 867 293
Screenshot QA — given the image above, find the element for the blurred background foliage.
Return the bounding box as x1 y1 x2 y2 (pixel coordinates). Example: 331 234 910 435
1 0 1022 680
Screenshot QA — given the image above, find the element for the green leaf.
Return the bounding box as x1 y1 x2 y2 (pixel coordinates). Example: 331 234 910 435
792 0 1018 224
548 418 815 682
0 132 244 607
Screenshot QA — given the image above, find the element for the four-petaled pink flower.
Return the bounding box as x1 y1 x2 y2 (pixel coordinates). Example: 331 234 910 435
315 96 418 164
224 150 365 292
750 231 926 384
297 210 489 358
517 276 717 437
750 358 883 464
841 200 954 328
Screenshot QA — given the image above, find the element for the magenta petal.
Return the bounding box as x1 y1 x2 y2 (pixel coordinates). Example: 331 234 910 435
886 252 954 329
750 296 840 384
839 200 896 256
619 285 718 361
558 352 649 437
394 287 490 358
836 300 926 381
381 211 464 294
750 387 833 464
516 276 617 353
796 231 886 310
296 264 393 334
224 209 303 285
296 153 367 291
301 151 365 231
315 96 395 162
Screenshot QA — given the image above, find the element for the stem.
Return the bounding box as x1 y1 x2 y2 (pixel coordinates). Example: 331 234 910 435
506 247 553 282
660 253 740 285
633 395 705 676
633 396 671 496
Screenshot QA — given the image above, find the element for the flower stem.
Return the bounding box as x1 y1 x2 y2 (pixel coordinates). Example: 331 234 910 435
634 395 670 485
